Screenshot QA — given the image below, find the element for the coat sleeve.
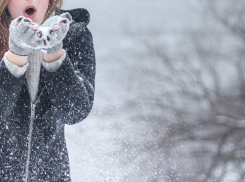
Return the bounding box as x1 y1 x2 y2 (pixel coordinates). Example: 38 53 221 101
40 22 96 125
0 59 26 121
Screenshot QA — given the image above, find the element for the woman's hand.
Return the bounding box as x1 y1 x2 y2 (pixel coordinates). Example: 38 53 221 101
7 13 72 65
37 12 73 54
9 16 40 56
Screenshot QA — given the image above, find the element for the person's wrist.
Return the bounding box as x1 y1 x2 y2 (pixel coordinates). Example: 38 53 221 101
42 48 64 63
6 50 28 67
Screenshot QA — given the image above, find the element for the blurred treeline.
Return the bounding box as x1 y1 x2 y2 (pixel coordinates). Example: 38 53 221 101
116 0 245 181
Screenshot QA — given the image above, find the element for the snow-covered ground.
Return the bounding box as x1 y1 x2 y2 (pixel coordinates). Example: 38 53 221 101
62 0 202 181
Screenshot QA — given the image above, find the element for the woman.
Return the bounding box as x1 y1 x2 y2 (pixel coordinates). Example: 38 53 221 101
0 0 96 181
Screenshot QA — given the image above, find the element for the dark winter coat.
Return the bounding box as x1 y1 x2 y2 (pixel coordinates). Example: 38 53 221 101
0 8 95 181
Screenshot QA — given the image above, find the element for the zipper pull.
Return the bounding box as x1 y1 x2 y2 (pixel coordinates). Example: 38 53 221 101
31 103 36 119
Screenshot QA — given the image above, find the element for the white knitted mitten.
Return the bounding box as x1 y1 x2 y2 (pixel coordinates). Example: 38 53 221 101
9 16 40 55
38 12 73 54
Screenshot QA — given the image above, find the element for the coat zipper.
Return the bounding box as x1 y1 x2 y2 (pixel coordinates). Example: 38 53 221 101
23 81 46 182
24 103 35 182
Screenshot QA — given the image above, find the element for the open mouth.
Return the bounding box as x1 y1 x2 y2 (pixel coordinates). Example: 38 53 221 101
24 6 37 18
26 8 35 15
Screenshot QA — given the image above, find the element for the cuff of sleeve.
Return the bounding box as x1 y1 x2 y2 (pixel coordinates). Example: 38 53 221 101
3 51 29 78
41 50 67 72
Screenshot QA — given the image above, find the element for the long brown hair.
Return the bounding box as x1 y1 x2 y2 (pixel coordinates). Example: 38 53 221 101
0 0 63 60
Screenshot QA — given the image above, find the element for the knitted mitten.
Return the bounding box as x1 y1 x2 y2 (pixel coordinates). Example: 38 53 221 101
9 16 40 56
38 12 73 54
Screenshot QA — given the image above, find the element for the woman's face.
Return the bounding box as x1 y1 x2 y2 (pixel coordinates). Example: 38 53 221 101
7 0 49 25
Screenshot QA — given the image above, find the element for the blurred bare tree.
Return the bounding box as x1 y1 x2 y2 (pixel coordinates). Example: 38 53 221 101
122 0 245 181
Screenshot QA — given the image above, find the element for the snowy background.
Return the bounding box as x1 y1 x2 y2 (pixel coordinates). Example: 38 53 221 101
60 0 242 181
62 0 201 181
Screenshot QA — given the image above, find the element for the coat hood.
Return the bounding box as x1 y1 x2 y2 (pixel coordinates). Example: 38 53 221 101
56 8 90 25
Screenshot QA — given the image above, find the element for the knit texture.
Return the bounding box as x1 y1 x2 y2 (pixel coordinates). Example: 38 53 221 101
3 50 66 102
39 12 72 54
9 38 34 56
8 11 64 56
3 51 29 77
9 17 39 56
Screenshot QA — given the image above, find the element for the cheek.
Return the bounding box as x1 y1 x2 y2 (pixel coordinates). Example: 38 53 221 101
7 0 23 19
39 0 49 15
36 0 49 24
